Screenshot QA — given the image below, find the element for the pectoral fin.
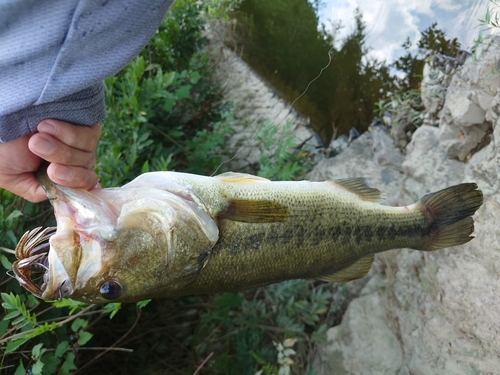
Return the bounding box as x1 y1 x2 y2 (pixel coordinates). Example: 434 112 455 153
218 199 289 223
318 255 374 282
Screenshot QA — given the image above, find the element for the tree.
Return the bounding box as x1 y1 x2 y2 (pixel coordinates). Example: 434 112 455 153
392 22 461 90
234 2 396 142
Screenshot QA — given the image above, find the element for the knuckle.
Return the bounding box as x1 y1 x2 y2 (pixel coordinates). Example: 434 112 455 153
85 151 96 169
88 124 102 149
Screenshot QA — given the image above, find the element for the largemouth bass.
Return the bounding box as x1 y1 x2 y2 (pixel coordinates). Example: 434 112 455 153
13 171 483 303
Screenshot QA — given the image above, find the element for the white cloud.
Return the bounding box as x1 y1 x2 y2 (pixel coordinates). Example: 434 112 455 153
321 0 488 62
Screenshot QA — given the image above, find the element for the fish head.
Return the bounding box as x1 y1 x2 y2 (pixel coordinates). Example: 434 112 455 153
15 178 219 304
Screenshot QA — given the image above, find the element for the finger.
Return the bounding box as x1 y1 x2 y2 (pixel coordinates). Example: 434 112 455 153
47 163 99 190
28 133 96 169
1 174 47 203
37 120 101 152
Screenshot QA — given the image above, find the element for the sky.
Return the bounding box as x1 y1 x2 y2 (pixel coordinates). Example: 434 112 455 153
319 0 491 63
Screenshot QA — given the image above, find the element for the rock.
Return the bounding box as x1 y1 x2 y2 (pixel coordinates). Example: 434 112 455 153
314 274 403 375
439 121 491 161
371 125 405 170
420 54 461 127
402 125 464 199
436 42 499 161
314 38 500 375
211 45 320 172
327 134 348 157
308 126 406 205
445 91 486 126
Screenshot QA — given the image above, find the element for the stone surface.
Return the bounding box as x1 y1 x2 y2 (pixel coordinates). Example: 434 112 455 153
314 275 403 375
312 37 500 375
309 125 406 206
436 42 499 161
402 125 465 199
210 45 321 172
420 54 460 127
211 23 500 375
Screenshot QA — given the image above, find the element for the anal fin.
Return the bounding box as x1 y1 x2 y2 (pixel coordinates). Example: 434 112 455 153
318 255 374 283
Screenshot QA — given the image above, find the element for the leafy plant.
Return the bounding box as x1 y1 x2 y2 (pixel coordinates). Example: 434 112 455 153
0 0 236 373
472 0 500 60
374 89 424 149
255 120 305 181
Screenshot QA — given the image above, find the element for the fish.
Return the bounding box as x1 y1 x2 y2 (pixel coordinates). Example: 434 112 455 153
12 169 483 304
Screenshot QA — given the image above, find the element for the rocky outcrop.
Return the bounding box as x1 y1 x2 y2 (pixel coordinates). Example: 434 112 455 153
312 39 500 374
211 45 320 172
438 48 497 161
211 20 500 374
309 124 406 206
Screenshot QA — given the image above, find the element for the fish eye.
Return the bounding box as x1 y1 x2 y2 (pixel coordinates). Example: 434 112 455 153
99 280 122 300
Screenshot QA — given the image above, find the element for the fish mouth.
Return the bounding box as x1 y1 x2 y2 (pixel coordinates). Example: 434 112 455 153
12 226 60 299
13 222 106 301
13 223 101 301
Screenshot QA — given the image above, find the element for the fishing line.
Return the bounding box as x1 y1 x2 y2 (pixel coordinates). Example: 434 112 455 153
212 3 338 176
289 44 335 109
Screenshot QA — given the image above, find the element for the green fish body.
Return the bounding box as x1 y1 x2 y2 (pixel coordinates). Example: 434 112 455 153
13 171 483 303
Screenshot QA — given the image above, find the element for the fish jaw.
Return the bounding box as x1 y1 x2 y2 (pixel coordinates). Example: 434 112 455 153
40 184 119 301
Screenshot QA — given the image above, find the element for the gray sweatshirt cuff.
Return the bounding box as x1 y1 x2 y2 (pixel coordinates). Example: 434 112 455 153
0 84 105 142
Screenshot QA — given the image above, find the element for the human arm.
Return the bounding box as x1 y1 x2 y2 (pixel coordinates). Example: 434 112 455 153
0 0 174 200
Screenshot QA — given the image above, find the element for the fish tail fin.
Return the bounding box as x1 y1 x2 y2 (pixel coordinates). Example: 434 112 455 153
417 183 483 251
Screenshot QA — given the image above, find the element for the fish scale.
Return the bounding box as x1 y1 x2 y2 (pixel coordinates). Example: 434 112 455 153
182 195 429 296
12 169 483 303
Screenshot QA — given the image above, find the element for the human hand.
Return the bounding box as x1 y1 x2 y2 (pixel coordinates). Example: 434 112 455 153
0 120 101 202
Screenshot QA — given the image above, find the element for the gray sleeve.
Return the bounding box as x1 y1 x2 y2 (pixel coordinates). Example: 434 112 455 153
0 0 174 142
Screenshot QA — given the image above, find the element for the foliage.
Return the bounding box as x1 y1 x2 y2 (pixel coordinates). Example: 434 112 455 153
374 89 424 148
97 0 234 186
0 0 354 374
232 1 398 143
255 120 305 181
374 22 462 147
472 0 500 60
391 22 461 91
187 280 340 375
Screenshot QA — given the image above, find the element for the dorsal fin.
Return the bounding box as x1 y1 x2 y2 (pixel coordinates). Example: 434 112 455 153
218 199 289 223
318 255 374 283
216 172 270 184
333 178 382 202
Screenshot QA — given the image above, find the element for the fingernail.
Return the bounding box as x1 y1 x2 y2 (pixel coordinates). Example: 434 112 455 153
31 137 54 155
53 165 72 182
37 120 56 135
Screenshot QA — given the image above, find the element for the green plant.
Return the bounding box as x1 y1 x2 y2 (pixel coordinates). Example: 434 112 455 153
374 88 424 149
185 279 339 375
97 0 233 186
472 0 500 60
255 120 305 181
0 0 235 373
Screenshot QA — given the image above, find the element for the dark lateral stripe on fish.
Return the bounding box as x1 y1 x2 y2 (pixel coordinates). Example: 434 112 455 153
417 183 483 251
219 222 428 252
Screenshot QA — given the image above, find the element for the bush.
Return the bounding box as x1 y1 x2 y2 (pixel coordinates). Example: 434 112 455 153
0 1 235 373
0 1 326 374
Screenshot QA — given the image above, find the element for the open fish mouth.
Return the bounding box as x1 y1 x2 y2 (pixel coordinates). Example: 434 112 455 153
12 226 56 299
